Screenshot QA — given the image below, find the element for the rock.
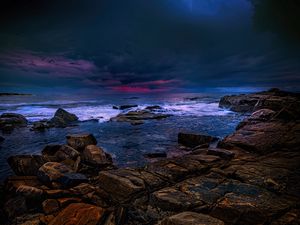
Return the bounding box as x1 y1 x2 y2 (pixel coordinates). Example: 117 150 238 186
54 145 80 161
8 155 49 176
49 108 78 127
97 169 146 202
48 203 105 225
111 110 171 123
57 173 88 188
16 185 44 200
82 145 112 166
130 120 144 126
144 152 167 158
41 144 62 157
31 121 50 131
42 199 60 214
219 88 300 113
38 162 87 188
0 113 28 130
236 109 276 129
178 133 217 148
207 148 235 159
66 133 97 151
218 120 299 154
37 162 73 184
0 136 4 142
157 212 224 225
113 104 138 110
4 196 28 219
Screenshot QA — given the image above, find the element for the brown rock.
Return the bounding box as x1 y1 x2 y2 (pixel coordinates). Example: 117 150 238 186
157 212 224 225
178 133 217 148
7 155 49 176
82 145 112 166
97 169 146 202
37 162 73 184
16 185 44 200
42 199 60 214
66 133 97 151
48 203 105 225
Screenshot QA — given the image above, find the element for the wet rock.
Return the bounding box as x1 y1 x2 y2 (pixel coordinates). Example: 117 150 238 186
219 88 300 113
82 145 112 166
66 133 97 151
48 203 105 225
144 152 167 158
236 109 276 129
41 144 62 157
16 185 44 200
207 148 235 159
57 173 88 188
49 108 78 127
111 110 171 123
113 104 138 110
31 121 50 131
4 196 28 219
0 113 28 130
157 212 224 225
37 162 73 184
218 121 299 154
97 169 148 202
178 132 217 148
42 199 60 214
8 155 49 176
53 145 80 161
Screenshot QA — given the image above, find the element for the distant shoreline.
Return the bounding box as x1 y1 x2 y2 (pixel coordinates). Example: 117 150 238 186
0 93 32 96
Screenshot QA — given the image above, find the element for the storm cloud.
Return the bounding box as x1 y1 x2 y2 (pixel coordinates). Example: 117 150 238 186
0 0 299 93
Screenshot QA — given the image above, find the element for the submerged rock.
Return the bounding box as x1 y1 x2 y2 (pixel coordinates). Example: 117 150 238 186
7 155 49 176
111 110 171 124
144 152 167 158
66 133 97 151
113 104 138 110
178 132 217 148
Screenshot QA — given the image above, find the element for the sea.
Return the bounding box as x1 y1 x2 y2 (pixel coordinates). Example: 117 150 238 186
0 91 248 180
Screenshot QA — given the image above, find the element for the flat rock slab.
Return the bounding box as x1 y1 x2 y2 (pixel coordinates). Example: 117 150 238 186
157 212 224 225
48 203 105 225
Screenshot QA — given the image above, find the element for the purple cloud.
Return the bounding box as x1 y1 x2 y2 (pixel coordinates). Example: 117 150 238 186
0 51 98 77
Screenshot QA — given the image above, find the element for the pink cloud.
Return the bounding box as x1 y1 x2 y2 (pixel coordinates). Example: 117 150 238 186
109 79 181 93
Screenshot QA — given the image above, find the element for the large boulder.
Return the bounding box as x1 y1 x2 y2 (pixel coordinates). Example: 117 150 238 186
42 144 80 161
48 203 105 225
49 108 78 127
219 88 300 113
37 162 87 188
178 132 217 148
157 212 224 225
82 145 112 166
0 113 28 130
66 133 97 151
7 155 49 176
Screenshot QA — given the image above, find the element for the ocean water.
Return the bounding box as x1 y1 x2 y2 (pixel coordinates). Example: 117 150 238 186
0 92 245 180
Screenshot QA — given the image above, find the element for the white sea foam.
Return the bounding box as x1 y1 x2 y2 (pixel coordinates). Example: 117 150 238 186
0 99 231 122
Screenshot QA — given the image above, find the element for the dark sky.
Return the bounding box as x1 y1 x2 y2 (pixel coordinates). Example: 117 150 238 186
0 0 299 93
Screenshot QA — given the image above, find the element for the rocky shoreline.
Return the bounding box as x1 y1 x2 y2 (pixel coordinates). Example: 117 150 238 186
0 88 299 225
